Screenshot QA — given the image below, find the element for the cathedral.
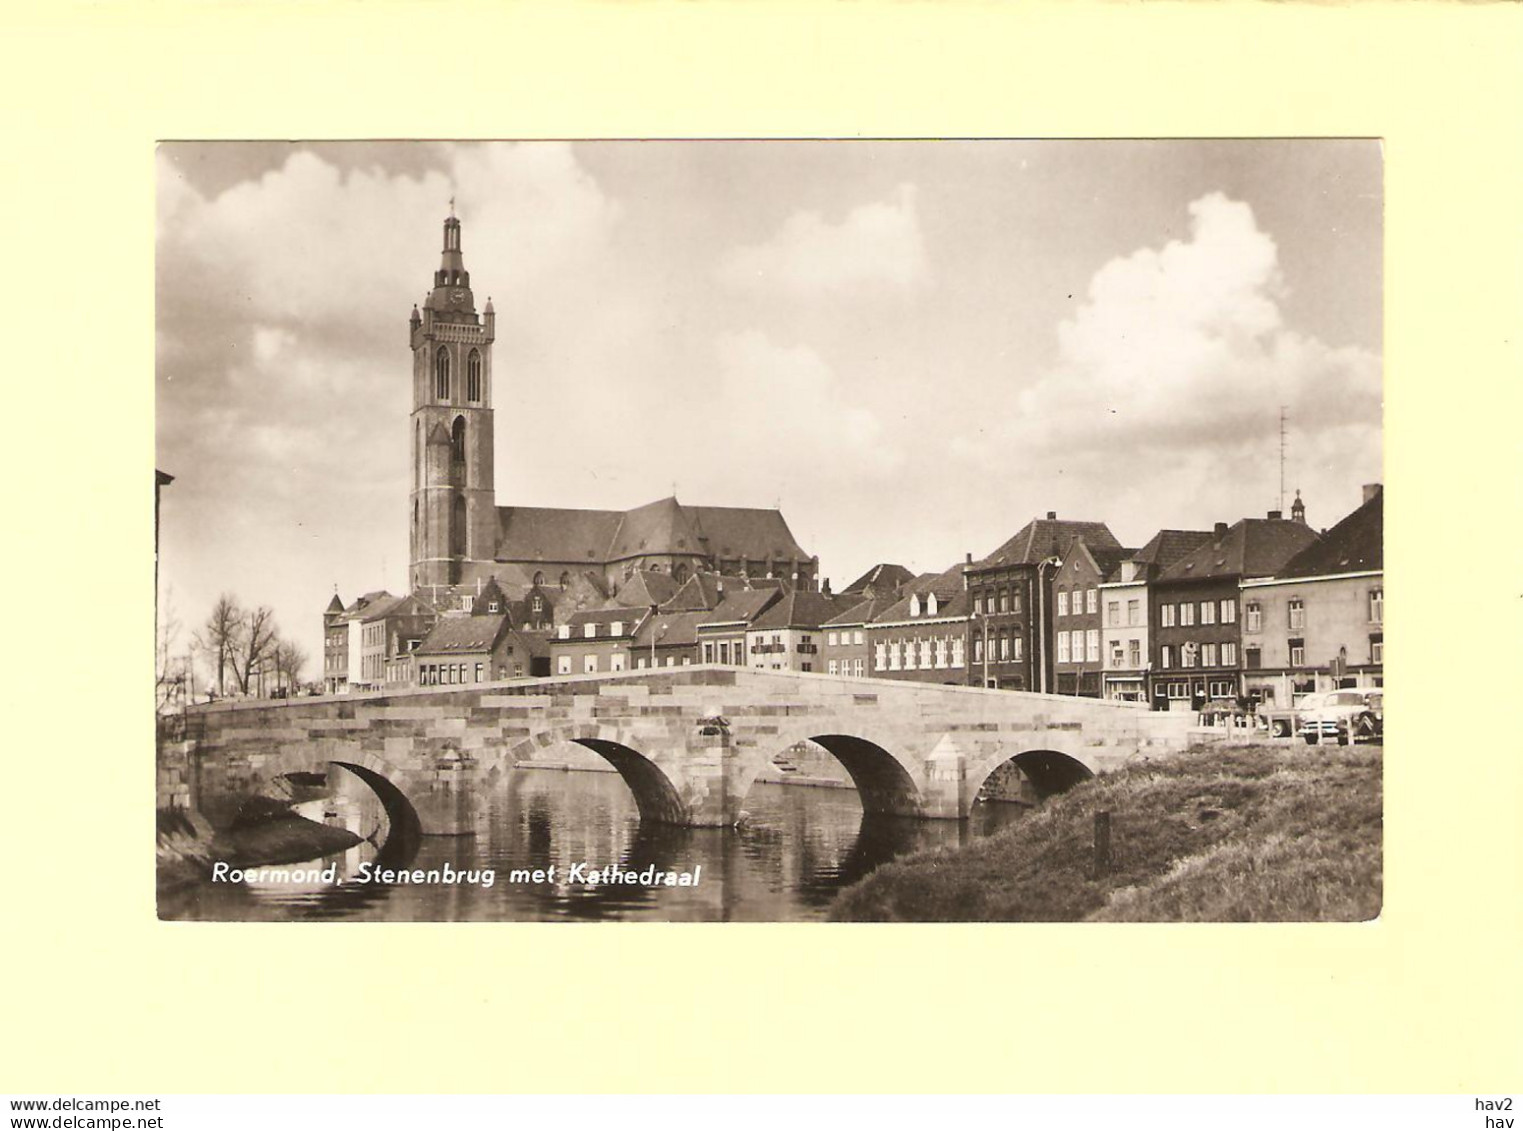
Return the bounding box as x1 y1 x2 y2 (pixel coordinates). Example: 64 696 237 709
407 210 819 600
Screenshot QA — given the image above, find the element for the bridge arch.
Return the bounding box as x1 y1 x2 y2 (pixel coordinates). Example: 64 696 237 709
504 725 688 825
967 748 1095 806
737 727 928 819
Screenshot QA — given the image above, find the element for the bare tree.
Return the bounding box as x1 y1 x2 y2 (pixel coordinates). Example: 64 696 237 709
195 593 243 698
233 605 280 696
273 638 308 695
156 587 187 717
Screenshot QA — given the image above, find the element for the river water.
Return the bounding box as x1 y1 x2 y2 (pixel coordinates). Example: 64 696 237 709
162 767 1027 923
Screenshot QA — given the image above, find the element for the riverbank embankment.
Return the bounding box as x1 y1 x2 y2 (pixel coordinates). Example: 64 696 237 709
829 742 1381 922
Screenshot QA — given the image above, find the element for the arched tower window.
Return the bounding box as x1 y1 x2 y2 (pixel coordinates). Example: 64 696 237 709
673 563 690 585
467 350 482 402
451 495 467 558
532 571 545 587
451 416 466 464
415 421 422 488
435 347 451 400
559 572 570 589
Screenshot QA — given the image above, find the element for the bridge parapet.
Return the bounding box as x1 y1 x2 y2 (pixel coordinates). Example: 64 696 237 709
178 667 1191 829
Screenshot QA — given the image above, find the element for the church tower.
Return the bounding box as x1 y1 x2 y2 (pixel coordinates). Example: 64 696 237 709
409 208 496 588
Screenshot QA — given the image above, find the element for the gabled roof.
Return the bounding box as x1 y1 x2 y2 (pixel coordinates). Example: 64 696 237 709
1129 529 1216 578
971 517 1121 570
562 606 648 631
632 609 709 651
871 588 972 624
749 590 850 632
696 587 784 629
1277 487 1382 578
822 593 901 629
905 562 968 594
415 614 511 656
841 563 915 596
1158 518 1321 583
662 571 726 612
616 569 682 609
1063 539 1137 584
325 594 345 614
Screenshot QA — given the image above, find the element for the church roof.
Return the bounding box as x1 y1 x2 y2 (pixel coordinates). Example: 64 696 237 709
494 496 811 567
495 506 625 564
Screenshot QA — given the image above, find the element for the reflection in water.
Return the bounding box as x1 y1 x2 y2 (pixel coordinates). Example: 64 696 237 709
162 770 1027 923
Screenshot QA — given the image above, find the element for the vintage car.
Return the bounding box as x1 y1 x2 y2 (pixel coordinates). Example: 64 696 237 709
1299 689 1383 745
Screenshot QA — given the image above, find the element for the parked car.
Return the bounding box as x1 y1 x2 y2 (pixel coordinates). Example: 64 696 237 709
1300 689 1383 745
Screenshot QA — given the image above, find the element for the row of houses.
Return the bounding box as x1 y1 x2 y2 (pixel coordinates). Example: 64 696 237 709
323 484 1382 713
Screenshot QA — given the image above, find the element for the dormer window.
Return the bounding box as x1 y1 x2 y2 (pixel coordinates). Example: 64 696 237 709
584 623 596 639
558 625 570 640
927 593 939 616
909 594 922 617
487 600 499 613
610 621 624 636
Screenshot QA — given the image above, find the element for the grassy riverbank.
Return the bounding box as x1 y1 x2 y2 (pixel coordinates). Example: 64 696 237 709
829 741 1381 922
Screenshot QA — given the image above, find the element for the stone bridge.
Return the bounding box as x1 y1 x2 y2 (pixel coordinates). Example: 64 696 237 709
173 667 1193 831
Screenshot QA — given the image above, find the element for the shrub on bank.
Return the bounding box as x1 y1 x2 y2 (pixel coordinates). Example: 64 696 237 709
828 743 1381 923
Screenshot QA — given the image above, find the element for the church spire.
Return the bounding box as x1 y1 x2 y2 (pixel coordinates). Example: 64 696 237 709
425 207 474 316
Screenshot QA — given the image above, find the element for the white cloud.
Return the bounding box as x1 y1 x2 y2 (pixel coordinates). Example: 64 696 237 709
718 184 927 294
954 192 1382 531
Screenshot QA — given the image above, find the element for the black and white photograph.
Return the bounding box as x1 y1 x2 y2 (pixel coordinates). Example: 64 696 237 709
155 139 1383 923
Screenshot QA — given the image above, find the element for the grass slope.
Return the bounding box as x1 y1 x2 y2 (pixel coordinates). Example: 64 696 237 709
829 742 1381 922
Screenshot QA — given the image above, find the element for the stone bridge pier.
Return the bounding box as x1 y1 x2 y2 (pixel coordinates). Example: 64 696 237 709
176 667 1194 832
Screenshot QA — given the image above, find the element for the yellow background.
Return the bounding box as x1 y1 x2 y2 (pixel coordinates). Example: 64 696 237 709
2 0 1519 1094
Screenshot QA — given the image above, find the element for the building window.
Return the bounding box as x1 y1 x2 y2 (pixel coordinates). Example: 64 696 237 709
556 655 571 675
1369 589 1383 624
1288 599 1305 631
1127 599 1140 626
1000 591 1010 614
583 654 598 674
950 640 964 668
1128 639 1141 667
1057 632 1070 663
973 637 983 663
854 630 864 646
1201 642 1218 667
611 654 625 672
435 347 450 399
466 349 483 402
1220 598 1236 624
875 642 887 669
1086 588 1098 615
1161 603 1176 628
1179 602 1195 627
973 595 983 615
1011 636 1023 661
703 643 714 664
1370 634 1383 664
1010 592 1022 614
1181 643 1196 669
827 631 838 647
1110 643 1125 667
474 662 484 683
854 658 867 677
1245 645 1260 670
1288 638 1305 666
828 659 838 675
1245 602 1262 633
1200 601 1216 625
636 657 648 670
1086 629 1100 663
1222 642 1238 666
1106 601 1120 627
1057 590 1069 617
1161 645 1173 669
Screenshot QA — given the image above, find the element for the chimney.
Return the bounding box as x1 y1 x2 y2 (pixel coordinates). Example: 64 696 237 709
965 551 973 565
1267 509 1282 520
822 578 832 597
1046 511 1057 520
1362 483 1382 504
1213 522 1229 539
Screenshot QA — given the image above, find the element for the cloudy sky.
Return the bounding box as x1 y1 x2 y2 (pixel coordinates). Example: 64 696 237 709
156 140 1382 673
